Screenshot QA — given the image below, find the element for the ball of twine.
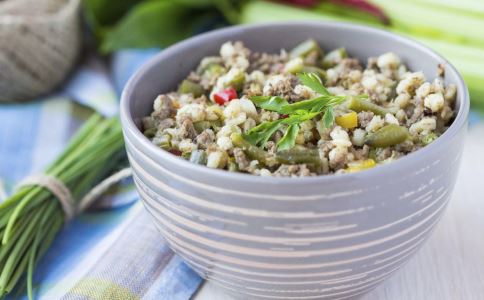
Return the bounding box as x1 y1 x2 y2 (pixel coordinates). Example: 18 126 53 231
0 0 81 102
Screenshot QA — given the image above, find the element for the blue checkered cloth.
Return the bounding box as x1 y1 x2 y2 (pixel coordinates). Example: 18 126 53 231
0 49 202 300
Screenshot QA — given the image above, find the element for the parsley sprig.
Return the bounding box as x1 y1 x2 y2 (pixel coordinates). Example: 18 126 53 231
243 72 347 150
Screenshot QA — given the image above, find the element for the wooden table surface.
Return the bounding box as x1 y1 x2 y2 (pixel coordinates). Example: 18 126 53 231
194 124 484 300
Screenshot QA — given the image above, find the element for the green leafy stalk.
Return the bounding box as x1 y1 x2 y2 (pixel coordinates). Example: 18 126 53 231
0 114 127 298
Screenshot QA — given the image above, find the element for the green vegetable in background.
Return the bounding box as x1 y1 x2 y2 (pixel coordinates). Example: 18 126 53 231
83 0 245 53
101 1 216 52
240 0 484 111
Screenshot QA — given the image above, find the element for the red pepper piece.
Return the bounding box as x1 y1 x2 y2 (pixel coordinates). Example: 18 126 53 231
169 149 182 156
213 88 238 105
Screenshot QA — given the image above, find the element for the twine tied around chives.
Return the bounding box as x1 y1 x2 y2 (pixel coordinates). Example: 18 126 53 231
15 168 133 222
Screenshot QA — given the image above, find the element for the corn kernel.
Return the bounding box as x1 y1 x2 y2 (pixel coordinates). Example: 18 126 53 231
335 112 358 129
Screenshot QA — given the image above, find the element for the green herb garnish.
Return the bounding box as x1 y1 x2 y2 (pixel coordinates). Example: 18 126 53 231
277 124 299 151
297 72 330 96
250 95 289 112
244 72 349 150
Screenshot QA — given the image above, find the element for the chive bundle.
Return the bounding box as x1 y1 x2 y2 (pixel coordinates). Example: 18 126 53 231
0 114 126 299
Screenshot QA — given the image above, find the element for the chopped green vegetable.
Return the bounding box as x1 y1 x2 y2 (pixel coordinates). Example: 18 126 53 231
290 39 321 58
189 150 207 165
275 147 321 167
322 48 347 68
193 121 211 133
178 80 205 97
152 134 171 150
422 132 438 145
347 95 389 116
228 158 239 172
365 124 409 147
225 69 245 91
193 120 223 133
204 63 226 78
143 127 157 138
231 133 272 164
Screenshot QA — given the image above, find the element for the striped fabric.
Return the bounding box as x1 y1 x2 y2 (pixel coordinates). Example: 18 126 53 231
0 50 202 299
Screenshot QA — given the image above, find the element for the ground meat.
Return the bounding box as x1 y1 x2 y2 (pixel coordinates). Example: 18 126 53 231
153 95 175 119
196 129 215 149
374 147 392 162
407 105 424 125
265 141 277 155
178 118 197 139
249 51 288 74
157 118 175 131
233 147 250 171
358 111 375 128
273 164 314 177
351 145 370 160
328 146 348 170
263 74 296 99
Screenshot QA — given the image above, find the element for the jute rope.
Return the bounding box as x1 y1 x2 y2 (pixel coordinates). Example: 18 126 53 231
16 168 132 222
0 0 81 102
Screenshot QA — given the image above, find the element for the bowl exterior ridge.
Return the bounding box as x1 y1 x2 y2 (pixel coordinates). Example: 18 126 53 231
120 22 469 299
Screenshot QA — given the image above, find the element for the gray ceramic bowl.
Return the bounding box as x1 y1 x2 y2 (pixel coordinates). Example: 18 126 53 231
120 22 469 299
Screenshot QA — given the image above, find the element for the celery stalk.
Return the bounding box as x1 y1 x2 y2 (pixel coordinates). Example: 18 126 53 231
370 0 484 47
240 1 484 110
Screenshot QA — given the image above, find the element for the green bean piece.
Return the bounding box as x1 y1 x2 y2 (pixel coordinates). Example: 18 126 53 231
211 119 224 129
228 158 239 172
347 96 389 116
178 80 205 97
365 124 409 147
143 127 157 138
322 48 347 69
204 63 226 78
193 120 223 133
368 147 378 161
290 39 321 58
231 133 271 164
152 134 171 150
421 132 438 145
275 147 321 166
193 121 212 133
226 70 245 91
189 150 207 165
